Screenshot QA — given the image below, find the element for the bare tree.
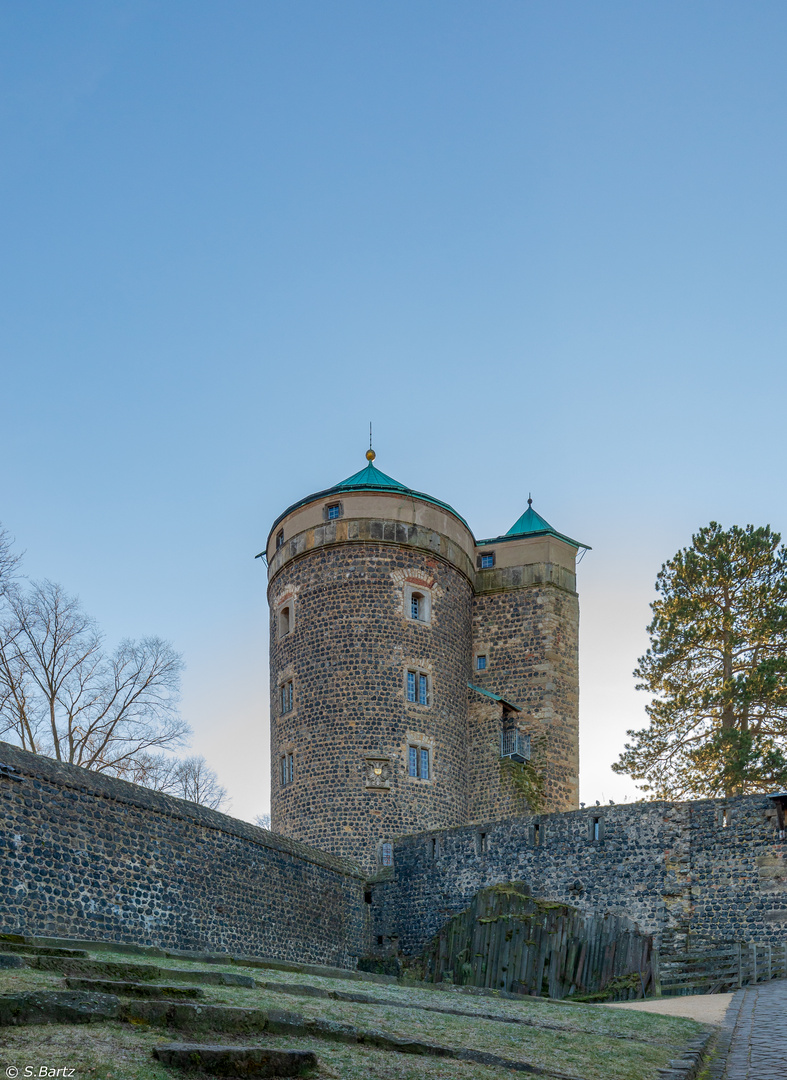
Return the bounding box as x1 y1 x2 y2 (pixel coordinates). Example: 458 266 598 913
254 812 271 830
0 579 189 776
126 751 229 811
0 523 22 596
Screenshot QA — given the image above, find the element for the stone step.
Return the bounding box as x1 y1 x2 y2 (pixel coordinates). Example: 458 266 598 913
0 956 27 970
120 1000 271 1034
152 1042 317 1077
0 991 120 1026
158 968 256 988
0 942 89 959
27 955 256 988
32 957 161 981
65 977 204 1000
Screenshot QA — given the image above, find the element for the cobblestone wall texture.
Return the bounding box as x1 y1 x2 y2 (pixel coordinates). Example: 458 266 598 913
369 796 787 957
269 539 473 872
471 580 579 811
0 741 366 966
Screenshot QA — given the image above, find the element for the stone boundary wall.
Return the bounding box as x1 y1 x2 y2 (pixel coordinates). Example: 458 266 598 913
370 797 787 957
0 742 366 967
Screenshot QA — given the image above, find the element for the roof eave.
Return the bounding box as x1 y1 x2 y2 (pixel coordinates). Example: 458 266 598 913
477 529 591 551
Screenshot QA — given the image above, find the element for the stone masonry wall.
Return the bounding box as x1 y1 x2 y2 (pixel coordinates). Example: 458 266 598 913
370 797 787 957
471 580 579 811
0 742 366 966
270 539 473 873
466 693 523 823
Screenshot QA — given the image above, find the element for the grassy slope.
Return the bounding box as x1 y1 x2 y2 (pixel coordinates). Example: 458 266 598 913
0 950 705 1080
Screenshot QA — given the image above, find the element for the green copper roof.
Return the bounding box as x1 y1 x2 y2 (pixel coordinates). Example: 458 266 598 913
334 461 408 491
468 682 521 711
267 454 470 538
507 500 556 537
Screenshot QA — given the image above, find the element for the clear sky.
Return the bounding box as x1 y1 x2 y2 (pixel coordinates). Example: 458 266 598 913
2 1 786 821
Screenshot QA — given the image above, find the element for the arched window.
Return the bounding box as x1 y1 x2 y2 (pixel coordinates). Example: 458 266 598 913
278 605 291 638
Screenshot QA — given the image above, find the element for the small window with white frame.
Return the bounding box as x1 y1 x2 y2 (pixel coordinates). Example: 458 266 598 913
408 744 431 780
325 502 343 521
479 551 495 569
276 529 284 550
380 842 394 867
404 583 431 624
406 669 430 706
280 680 293 713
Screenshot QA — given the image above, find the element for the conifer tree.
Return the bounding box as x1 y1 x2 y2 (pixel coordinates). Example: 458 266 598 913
613 522 787 798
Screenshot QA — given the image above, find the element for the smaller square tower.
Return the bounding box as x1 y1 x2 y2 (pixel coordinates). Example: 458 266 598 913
468 498 584 819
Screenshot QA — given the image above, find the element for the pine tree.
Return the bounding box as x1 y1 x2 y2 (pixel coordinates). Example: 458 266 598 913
613 522 787 798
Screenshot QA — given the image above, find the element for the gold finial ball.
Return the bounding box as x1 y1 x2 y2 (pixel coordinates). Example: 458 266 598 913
366 448 376 462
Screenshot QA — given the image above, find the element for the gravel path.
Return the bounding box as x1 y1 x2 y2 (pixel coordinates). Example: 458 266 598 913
603 992 733 1025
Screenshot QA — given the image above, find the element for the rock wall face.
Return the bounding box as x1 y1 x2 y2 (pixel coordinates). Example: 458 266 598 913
470 579 579 812
0 742 366 966
369 797 787 957
269 538 473 873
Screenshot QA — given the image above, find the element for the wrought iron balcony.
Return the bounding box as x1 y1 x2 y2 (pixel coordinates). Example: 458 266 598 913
500 730 530 763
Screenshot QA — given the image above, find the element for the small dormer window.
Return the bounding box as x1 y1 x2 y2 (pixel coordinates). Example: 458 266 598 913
276 529 284 550
480 553 495 569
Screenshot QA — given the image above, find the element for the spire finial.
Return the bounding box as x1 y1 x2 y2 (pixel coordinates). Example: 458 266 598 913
366 421 376 462
527 493 532 507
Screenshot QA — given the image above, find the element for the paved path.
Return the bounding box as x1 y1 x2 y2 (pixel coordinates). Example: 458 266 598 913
712 979 787 1080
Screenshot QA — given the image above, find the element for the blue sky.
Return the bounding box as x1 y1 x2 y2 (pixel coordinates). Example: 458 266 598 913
2 1 786 820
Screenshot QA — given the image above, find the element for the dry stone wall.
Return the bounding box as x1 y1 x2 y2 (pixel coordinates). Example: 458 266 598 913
0 742 366 966
370 796 787 958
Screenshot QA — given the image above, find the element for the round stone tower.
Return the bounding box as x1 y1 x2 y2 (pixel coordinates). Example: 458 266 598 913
263 450 476 872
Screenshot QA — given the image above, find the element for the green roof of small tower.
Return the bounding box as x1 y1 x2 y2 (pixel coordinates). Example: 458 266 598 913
475 496 589 550
507 498 557 538
267 448 470 537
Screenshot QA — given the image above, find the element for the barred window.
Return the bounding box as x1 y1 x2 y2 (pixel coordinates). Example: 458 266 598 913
381 842 393 867
280 753 294 786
